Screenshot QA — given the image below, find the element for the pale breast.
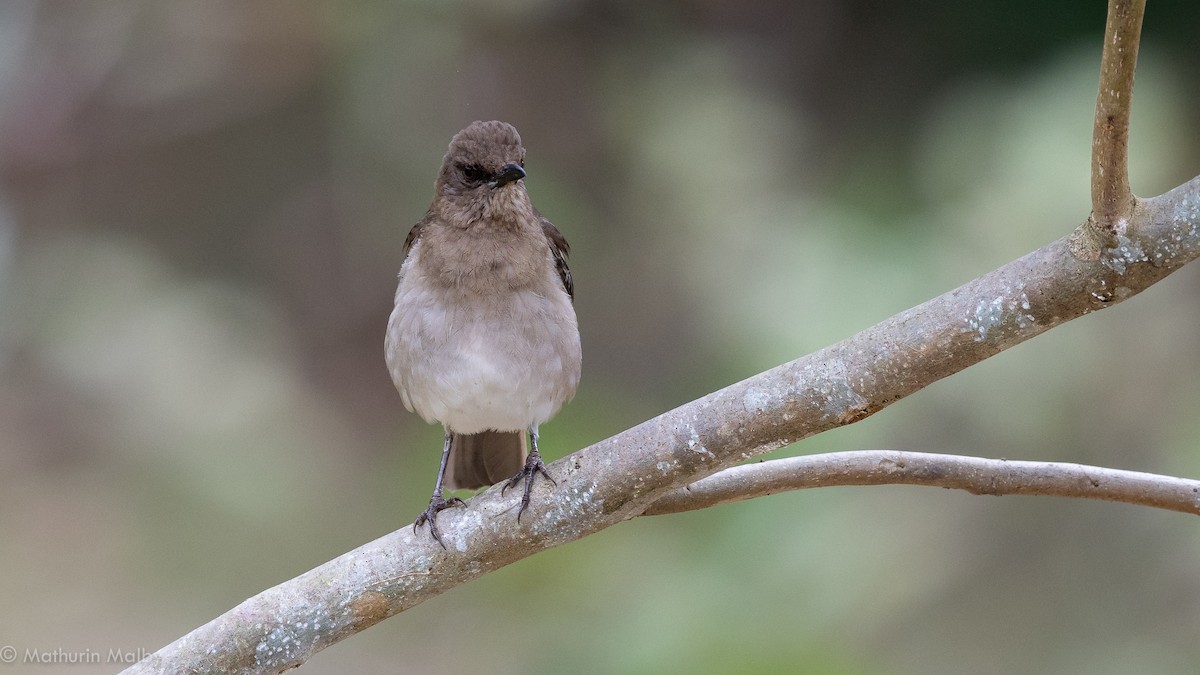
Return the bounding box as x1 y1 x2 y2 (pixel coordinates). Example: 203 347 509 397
385 241 581 434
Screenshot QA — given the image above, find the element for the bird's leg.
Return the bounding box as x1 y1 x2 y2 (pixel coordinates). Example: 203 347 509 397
503 425 556 521
413 431 465 549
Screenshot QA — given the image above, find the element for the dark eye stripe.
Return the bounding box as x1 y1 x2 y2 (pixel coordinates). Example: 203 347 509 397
458 163 489 184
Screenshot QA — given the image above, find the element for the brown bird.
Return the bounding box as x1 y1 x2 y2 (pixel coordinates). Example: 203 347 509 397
385 121 581 547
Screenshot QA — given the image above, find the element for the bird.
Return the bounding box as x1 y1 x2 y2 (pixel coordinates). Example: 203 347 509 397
385 120 581 547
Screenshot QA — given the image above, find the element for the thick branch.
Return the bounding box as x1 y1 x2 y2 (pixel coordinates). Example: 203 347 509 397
1090 0 1146 233
125 176 1200 675
642 451 1200 516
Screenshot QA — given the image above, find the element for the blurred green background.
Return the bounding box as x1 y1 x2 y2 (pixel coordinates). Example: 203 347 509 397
1 1 1199 673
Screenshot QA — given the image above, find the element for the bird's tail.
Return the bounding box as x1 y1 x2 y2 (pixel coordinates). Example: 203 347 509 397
445 430 527 491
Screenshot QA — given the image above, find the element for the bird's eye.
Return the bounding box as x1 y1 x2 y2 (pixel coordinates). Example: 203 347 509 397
459 164 488 184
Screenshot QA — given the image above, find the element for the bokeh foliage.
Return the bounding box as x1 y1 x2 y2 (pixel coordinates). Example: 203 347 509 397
1 1 1198 673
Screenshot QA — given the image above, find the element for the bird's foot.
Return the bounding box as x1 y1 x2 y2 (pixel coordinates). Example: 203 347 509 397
502 450 556 521
413 494 465 549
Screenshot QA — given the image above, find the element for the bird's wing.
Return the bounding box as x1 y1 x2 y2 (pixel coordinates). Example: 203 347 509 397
396 211 435 284
401 211 433 261
539 215 573 301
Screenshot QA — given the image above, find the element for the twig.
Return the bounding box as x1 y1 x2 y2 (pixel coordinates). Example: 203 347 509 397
642 451 1200 516
1090 0 1147 236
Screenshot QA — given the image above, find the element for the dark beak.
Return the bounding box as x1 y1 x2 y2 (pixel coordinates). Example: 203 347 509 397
493 163 526 187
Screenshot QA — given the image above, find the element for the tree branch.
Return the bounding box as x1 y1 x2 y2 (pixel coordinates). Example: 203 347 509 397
125 3 1197 669
124 174 1200 675
1090 0 1146 236
642 451 1200 516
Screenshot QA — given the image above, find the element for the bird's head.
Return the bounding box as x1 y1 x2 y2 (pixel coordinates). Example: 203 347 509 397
436 120 528 202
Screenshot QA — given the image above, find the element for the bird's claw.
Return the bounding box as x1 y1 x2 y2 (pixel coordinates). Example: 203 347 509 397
413 494 465 549
502 451 556 521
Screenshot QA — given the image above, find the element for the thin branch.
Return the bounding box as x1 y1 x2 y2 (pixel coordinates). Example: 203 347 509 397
1090 0 1146 235
124 174 1200 675
642 451 1200 516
